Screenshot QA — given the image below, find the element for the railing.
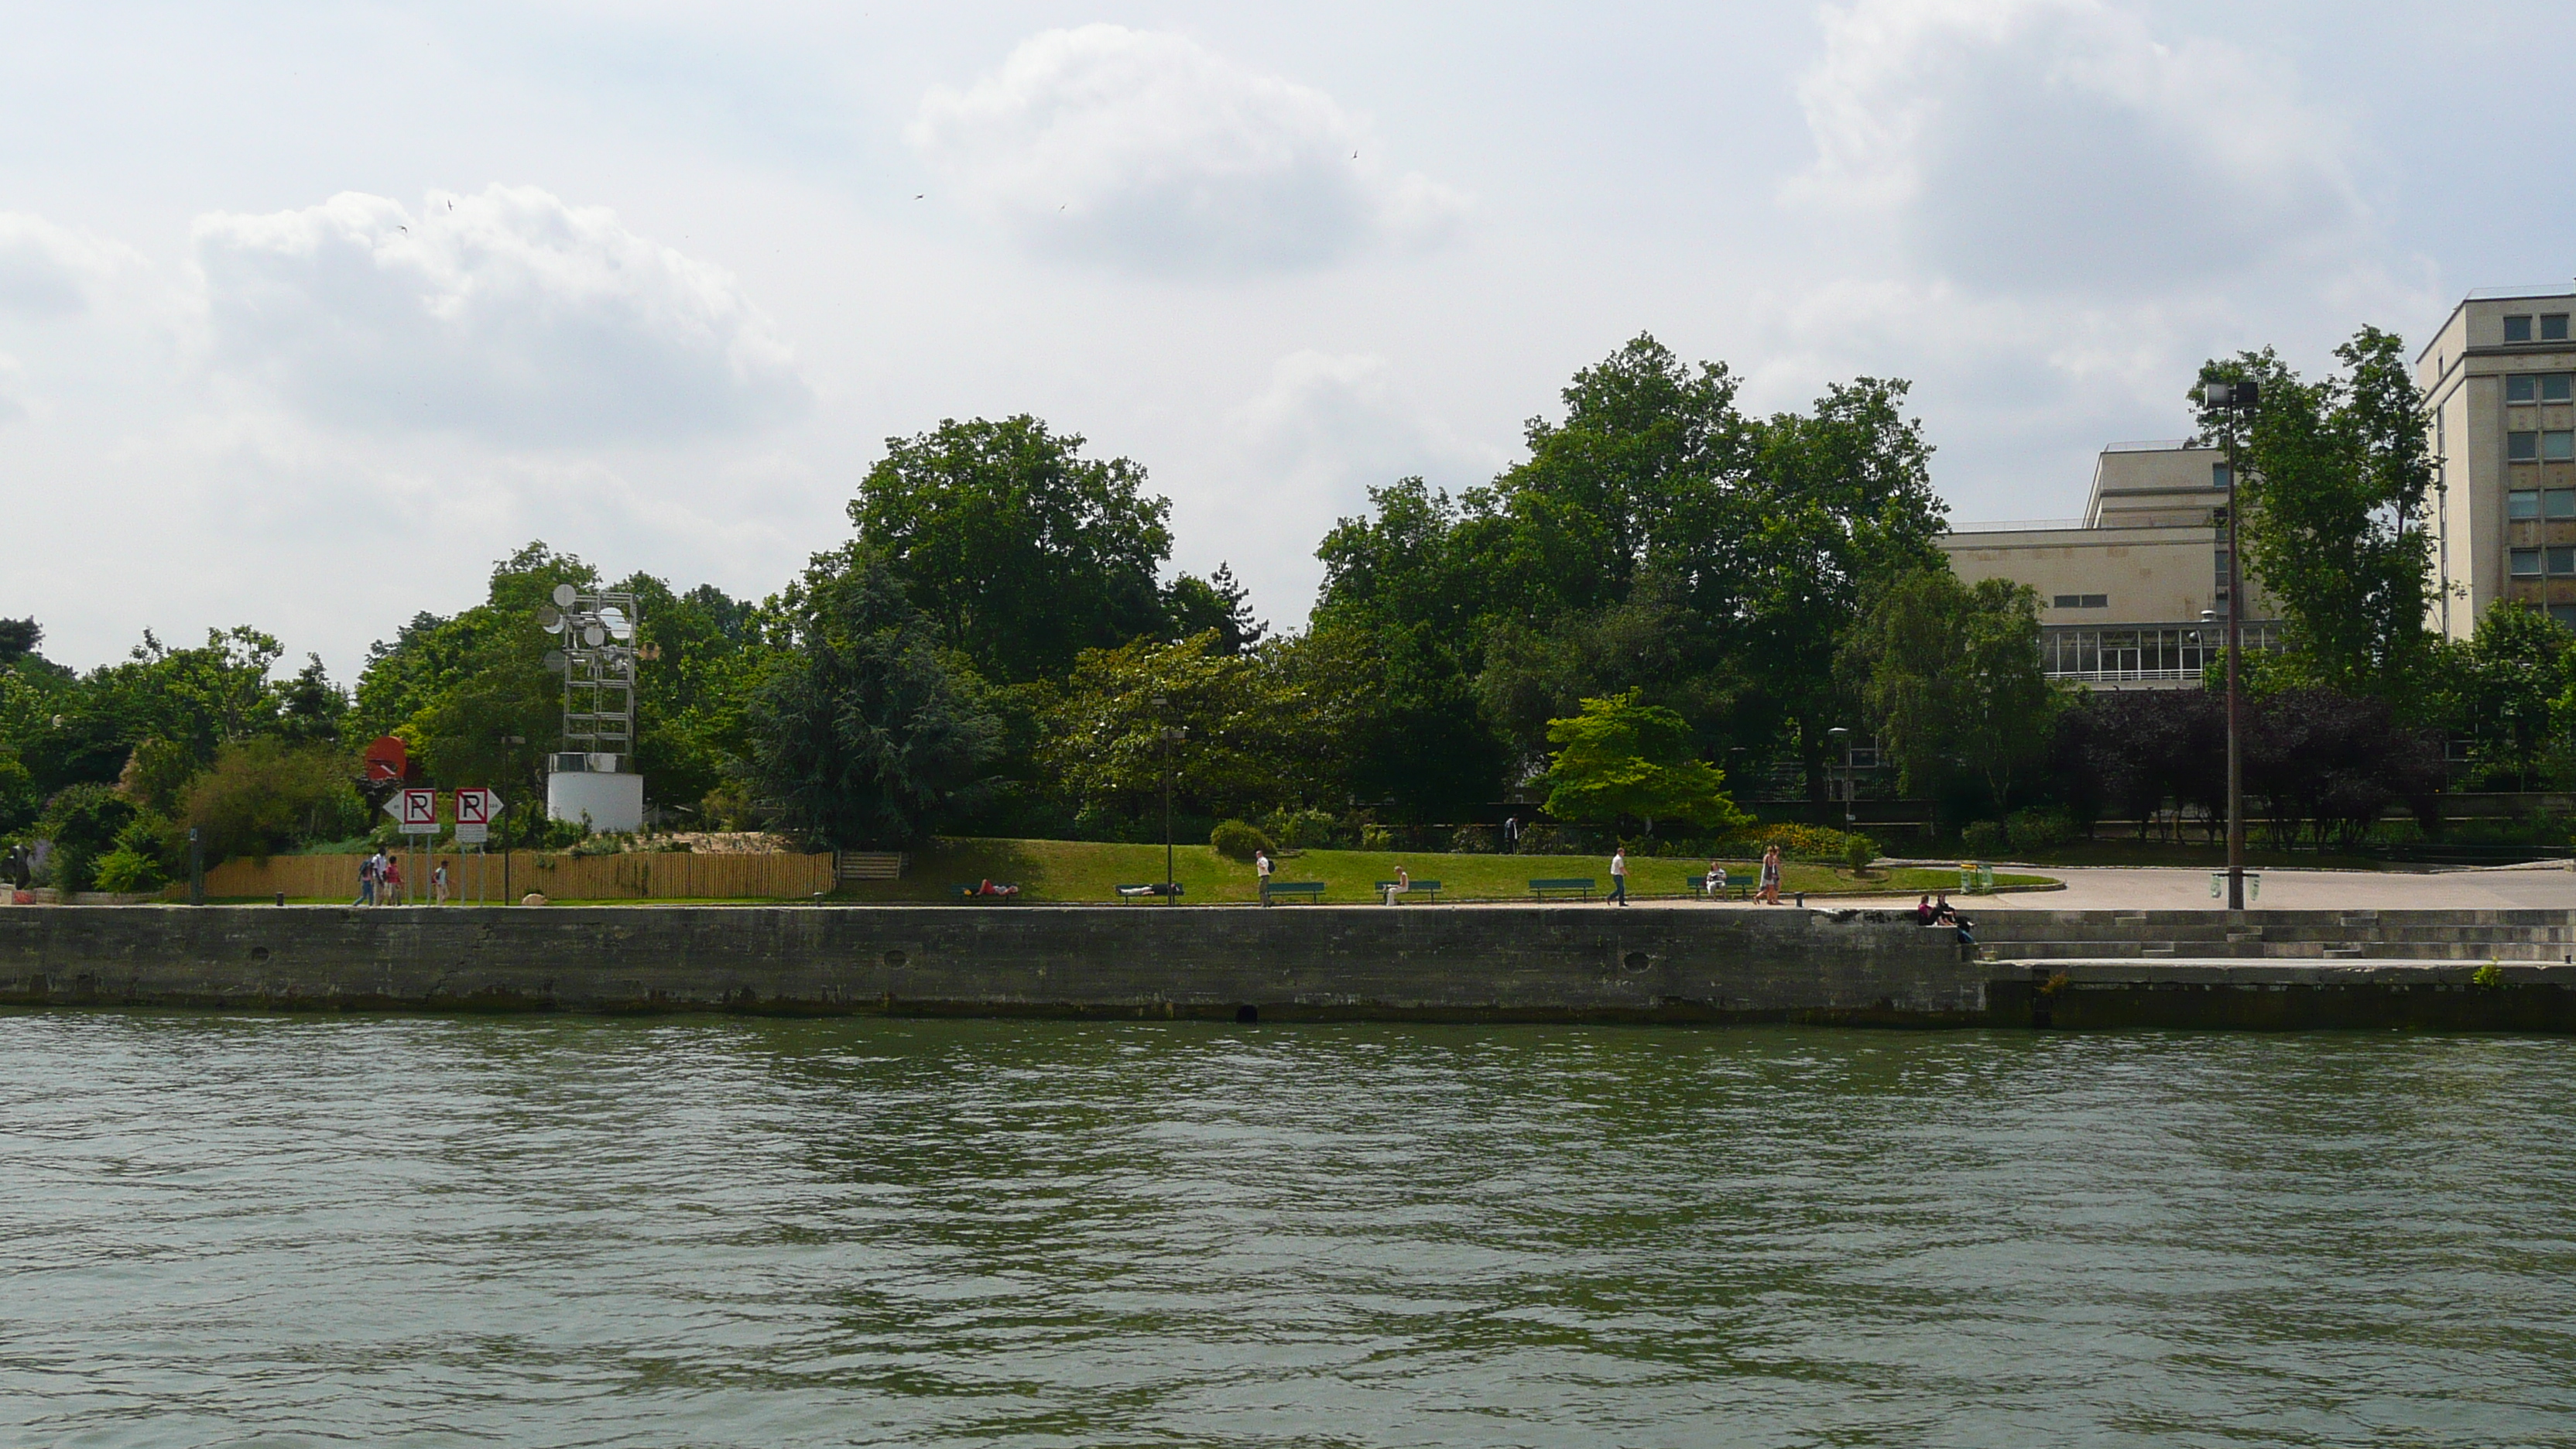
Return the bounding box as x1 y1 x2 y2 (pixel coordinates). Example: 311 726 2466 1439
2045 666 2203 683
2099 439 2198 453
2467 285 2576 301
1945 518 2088 533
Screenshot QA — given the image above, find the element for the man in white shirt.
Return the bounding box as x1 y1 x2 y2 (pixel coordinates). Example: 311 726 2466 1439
1609 847 1628 906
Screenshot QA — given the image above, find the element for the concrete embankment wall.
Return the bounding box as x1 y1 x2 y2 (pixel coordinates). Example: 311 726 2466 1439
0 905 1985 1024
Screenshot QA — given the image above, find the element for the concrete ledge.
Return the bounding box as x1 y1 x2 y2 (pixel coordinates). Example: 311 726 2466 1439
0 903 1985 1024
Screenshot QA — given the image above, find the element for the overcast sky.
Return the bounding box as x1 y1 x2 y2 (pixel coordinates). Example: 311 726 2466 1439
5 1 2568 677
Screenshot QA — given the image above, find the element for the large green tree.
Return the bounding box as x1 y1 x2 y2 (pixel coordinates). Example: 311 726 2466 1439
1540 690 1749 836
1838 568 2064 817
851 416 1174 685
2197 327 2437 702
740 546 1001 848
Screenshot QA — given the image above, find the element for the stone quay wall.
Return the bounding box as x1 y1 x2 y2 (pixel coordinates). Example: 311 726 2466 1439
0 904 1983 1024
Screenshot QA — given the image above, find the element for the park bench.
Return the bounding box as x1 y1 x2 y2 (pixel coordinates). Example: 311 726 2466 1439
1260 881 1326 904
1529 877 1596 901
1114 882 1185 900
1372 879 1442 902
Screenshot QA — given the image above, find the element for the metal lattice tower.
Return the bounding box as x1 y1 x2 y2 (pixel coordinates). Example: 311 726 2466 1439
539 585 639 765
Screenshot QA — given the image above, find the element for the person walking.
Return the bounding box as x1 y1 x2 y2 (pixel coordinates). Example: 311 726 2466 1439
1255 848 1274 903
1608 846 1628 906
432 860 450 905
354 851 378 908
1503 817 1521 851
382 852 404 906
1757 844 1783 905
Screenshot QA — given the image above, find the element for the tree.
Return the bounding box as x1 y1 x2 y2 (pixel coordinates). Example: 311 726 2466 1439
1840 569 2064 818
741 546 1001 848
2426 603 2569 790
1036 630 1331 834
183 738 366 862
851 416 1173 684
1540 690 1749 836
1162 564 1266 654
2197 327 2437 702
0 618 39 668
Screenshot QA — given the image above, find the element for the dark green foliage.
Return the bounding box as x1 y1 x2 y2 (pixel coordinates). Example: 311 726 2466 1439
742 547 1002 848
36 782 135 892
0 618 39 668
1210 819 1272 862
1839 568 2063 817
851 416 1173 685
1163 564 1266 654
2197 328 2437 701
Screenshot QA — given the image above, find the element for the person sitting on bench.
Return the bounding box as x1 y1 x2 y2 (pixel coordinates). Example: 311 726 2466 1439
1704 861 1729 897
1382 865 1410 906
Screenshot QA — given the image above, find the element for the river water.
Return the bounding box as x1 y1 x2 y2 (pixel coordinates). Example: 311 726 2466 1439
2 1015 2569 1447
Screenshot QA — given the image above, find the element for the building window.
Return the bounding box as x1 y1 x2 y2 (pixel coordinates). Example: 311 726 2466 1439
2549 431 2576 461
2513 548 2543 577
2553 546 2576 575
2550 488 2576 519
2552 375 2575 402
2553 605 2576 631
2510 375 2537 402
2513 489 2541 519
2511 431 2540 462
2517 373 2576 402
2211 462 2231 489
2548 314 2571 341
2050 594 2108 608
2507 315 2536 342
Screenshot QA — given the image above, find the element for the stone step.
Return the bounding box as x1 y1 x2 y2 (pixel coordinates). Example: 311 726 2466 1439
1983 941 2572 962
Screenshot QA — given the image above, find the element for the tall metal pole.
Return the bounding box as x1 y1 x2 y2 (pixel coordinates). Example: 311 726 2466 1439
2225 416 2246 913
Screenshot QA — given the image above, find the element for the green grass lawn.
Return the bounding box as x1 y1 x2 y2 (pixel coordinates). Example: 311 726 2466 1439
834 837 2054 906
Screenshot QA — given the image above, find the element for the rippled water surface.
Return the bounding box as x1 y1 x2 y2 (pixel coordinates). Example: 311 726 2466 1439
2 1014 2571 1447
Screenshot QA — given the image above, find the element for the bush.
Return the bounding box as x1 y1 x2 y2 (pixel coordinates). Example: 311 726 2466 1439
91 847 166 892
1451 824 1500 854
1266 809 1341 851
1210 819 1272 862
2005 807 2074 850
1843 833 1879 874
184 739 364 863
1960 820 2007 855
1359 824 1394 850
1711 822 1869 863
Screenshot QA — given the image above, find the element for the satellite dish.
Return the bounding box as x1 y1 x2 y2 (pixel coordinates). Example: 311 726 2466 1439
536 605 563 632
552 584 577 608
543 649 568 671
582 624 606 647
599 606 632 640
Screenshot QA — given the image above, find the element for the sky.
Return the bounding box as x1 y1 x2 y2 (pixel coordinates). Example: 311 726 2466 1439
4 0 2571 678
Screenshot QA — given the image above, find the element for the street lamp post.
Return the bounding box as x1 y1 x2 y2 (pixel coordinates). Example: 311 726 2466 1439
1152 696 1182 906
2204 379 2259 912
1825 726 1853 824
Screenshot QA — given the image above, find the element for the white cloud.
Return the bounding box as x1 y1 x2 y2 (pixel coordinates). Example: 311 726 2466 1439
0 213 138 319
191 185 811 445
1790 0 2365 293
909 25 1465 274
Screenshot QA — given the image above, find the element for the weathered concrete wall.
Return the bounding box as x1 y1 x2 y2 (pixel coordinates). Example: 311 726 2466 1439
0 904 1985 1024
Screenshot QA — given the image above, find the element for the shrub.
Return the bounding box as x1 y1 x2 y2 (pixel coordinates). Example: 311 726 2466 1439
183 739 365 863
2005 807 2074 850
91 848 166 892
1843 833 1879 874
1359 824 1394 850
1711 823 1869 863
1211 819 1272 862
1960 820 2007 855
1266 809 1341 851
1451 824 1500 854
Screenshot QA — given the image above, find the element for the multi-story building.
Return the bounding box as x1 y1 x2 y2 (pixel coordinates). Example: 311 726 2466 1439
1938 441 2278 688
2417 286 2576 638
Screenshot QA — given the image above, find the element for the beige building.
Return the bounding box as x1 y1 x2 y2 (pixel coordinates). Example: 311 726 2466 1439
1939 441 2277 688
2417 286 2576 638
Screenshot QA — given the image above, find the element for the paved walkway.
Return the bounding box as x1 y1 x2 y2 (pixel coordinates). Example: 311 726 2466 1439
1956 864 2576 911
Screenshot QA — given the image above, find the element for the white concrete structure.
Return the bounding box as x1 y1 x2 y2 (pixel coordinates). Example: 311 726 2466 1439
546 767 645 834
1939 442 2278 688
2418 286 2576 639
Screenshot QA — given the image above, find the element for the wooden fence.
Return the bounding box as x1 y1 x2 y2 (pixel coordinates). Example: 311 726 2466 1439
202 851 838 902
